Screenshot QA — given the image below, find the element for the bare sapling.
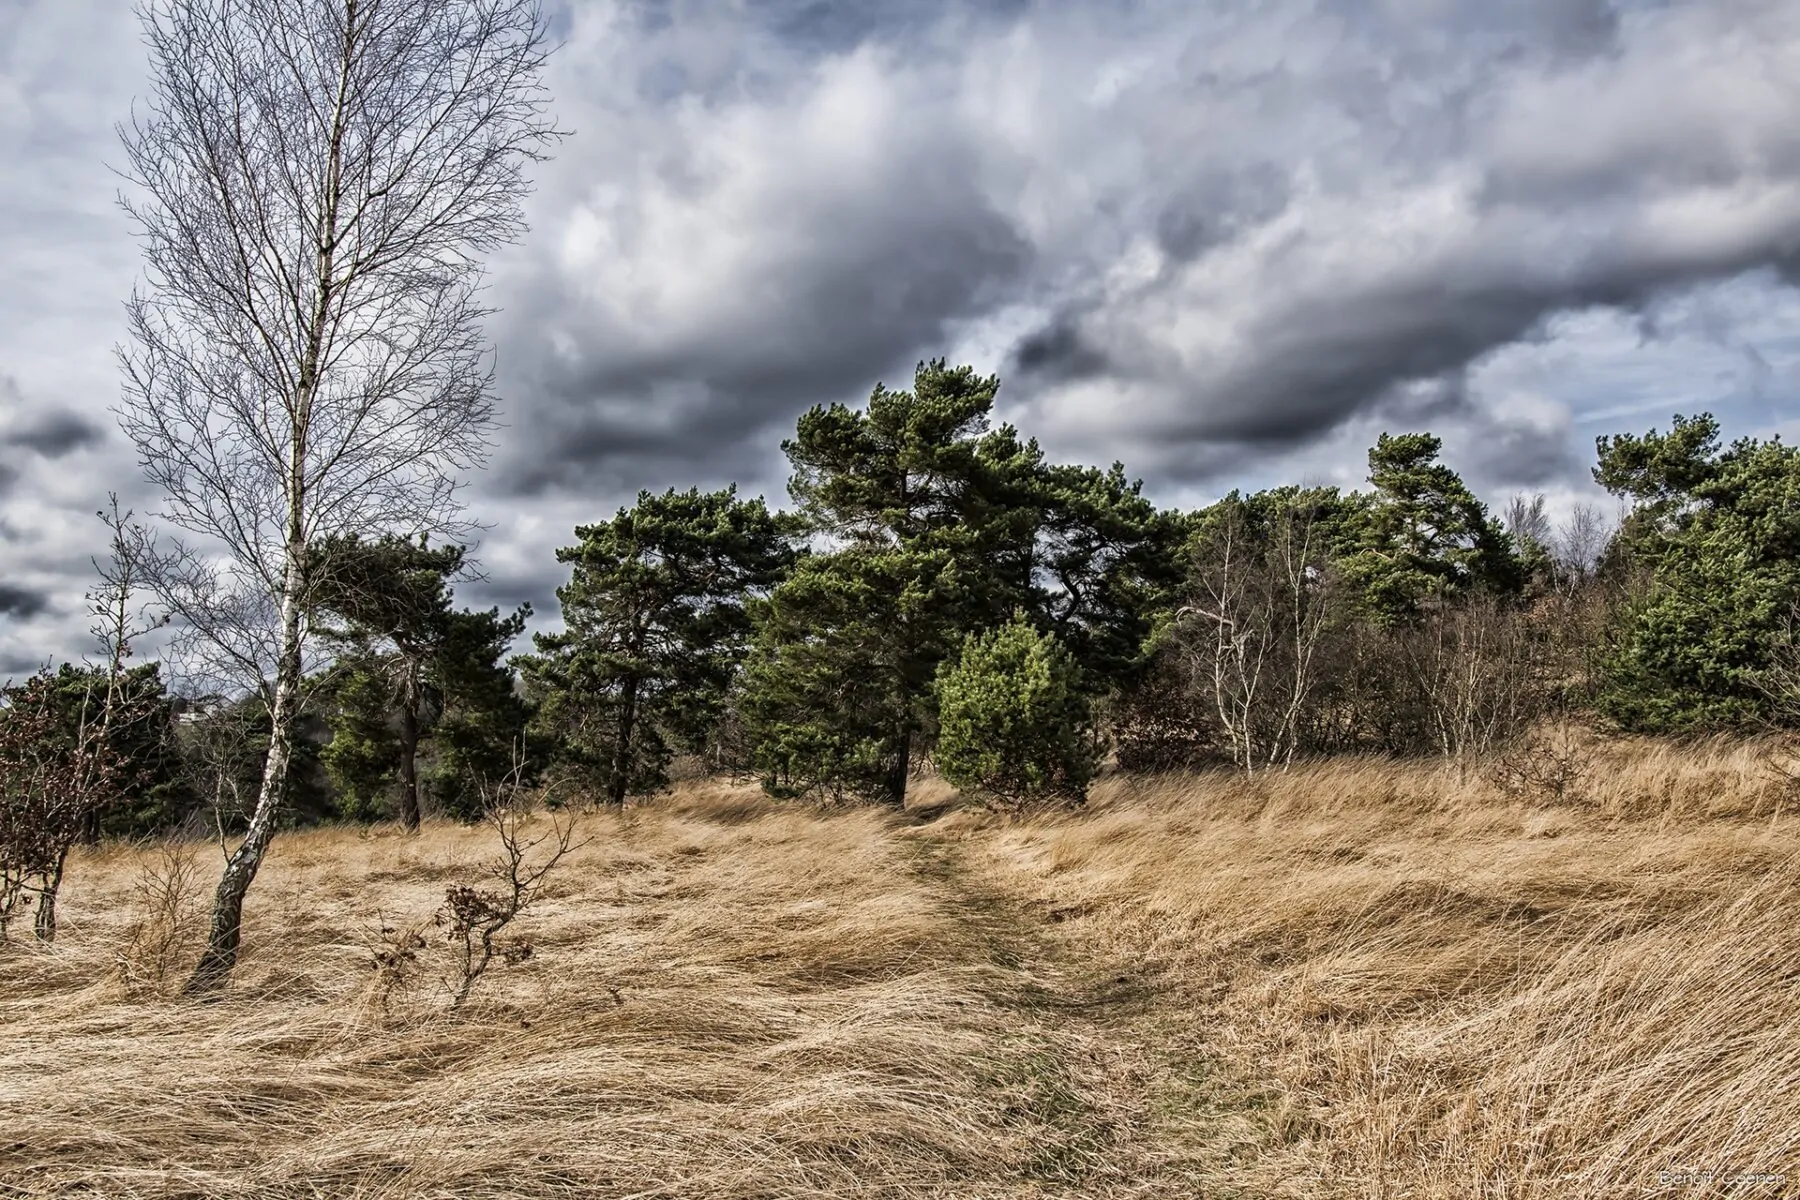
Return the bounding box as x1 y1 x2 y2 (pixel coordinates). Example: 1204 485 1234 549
1490 719 1593 805
359 750 582 1012
439 796 581 1010
1552 502 1615 599
0 498 167 942
1177 492 1337 774
1399 597 1550 769
114 0 562 991
116 841 206 994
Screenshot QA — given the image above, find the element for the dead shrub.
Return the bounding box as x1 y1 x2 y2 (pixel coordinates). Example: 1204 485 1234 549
364 914 431 1016
1489 721 1594 804
437 804 581 1009
114 841 204 996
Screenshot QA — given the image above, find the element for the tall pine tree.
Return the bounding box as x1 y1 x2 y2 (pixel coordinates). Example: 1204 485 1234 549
311 536 528 827
744 361 1024 803
1337 432 1522 624
520 487 796 805
1593 413 1800 731
742 360 1174 804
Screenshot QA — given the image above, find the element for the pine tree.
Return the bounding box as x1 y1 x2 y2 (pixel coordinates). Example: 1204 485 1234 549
744 546 975 801
428 604 532 820
1593 413 1800 731
520 487 796 805
1024 461 1182 689
311 536 529 827
1338 432 1523 623
743 361 1023 804
316 654 397 821
743 360 1176 804
934 615 1098 805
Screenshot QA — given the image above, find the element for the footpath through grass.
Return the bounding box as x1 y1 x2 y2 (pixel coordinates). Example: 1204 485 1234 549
937 756 1800 1199
898 821 1279 1197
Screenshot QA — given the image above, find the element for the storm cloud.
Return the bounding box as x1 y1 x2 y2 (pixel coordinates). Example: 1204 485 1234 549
0 584 49 620
0 376 107 507
3 410 104 459
4 0 1800 664
465 0 1800 513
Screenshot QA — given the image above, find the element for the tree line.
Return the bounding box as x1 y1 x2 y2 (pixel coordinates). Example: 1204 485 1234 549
10 369 1799 904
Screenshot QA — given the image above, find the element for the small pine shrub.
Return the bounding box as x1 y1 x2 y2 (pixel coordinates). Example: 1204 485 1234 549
934 615 1098 807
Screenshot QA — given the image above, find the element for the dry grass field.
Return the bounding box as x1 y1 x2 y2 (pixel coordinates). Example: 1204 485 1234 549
3 739 1798 1198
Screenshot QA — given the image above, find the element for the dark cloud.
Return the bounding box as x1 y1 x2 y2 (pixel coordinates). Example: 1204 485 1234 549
501 385 796 499
3 410 104 458
1460 419 1581 489
0 583 49 619
9 0 1800 669
1092 248 1800 469
453 567 564 636
1151 166 1294 267
617 0 1034 57
1010 316 1113 386
989 0 1800 483
756 0 1034 54
481 0 1800 511
0 650 45 680
491 43 1035 497
0 377 106 501
1374 374 1581 489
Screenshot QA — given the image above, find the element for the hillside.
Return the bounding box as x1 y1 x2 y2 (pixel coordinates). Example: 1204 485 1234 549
3 745 1798 1198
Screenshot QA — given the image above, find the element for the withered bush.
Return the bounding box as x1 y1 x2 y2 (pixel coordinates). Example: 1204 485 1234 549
1490 721 1594 804
115 842 206 995
366 915 431 1015
357 795 582 1012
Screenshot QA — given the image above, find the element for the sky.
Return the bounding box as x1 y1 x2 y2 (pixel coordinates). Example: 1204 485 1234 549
3 0 1800 676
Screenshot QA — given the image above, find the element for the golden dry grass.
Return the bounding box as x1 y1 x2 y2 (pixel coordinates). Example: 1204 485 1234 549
0 785 1195 1198
950 738 1800 1197
3 739 1798 1197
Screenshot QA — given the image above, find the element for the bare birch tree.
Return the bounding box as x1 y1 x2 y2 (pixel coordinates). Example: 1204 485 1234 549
1397 597 1548 767
1553 502 1614 594
1178 491 1337 774
115 0 562 991
1502 493 1553 562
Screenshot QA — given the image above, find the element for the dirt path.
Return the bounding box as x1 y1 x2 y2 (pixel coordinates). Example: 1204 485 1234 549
898 820 1276 1198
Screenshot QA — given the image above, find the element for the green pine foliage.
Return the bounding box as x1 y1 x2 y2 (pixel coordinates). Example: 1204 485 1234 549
37 351 1800 828
743 547 971 802
520 486 797 805
1337 432 1524 624
1592 413 1800 732
743 359 1173 805
318 654 398 821
311 535 531 825
1022 461 1183 690
428 605 534 820
934 615 1098 805
744 361 1023 804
